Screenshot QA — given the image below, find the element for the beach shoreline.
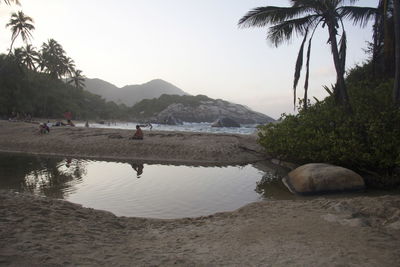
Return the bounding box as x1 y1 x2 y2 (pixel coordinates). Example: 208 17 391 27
1 120 400 266
0 120 267 165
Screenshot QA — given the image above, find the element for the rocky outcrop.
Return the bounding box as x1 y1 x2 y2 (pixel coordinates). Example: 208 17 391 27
211 117 240 128
155 100 274 124
282 163 365 195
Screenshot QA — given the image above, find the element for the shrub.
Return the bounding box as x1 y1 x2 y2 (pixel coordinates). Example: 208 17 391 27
258 63 400 188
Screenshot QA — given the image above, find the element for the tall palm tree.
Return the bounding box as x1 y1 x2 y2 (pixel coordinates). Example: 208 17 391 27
239 0 376 111
393 0 400 107
21 44 39 70
6 11 35 56
68 69 85 89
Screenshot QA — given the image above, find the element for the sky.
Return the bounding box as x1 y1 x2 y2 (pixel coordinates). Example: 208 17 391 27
0 0 378 119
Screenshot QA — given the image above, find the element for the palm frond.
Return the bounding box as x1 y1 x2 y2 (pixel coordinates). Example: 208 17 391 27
303 36 312 110
238 6 308 28
267 15 317 46
339 29 347 72
323 85 335 96
338 6 377 27
293 31 309 108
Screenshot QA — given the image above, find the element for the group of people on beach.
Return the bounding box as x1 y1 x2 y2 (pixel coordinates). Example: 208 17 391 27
38 120 75 134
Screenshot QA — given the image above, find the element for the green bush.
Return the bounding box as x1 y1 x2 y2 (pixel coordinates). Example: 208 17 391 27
258 63 400 188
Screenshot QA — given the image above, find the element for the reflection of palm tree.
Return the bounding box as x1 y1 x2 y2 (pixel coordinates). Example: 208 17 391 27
0 154 87 199
6 11 35 57
239 0 376 110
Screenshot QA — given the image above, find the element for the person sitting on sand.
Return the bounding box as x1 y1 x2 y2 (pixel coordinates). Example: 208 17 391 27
130 125 143 140
39 123 50 134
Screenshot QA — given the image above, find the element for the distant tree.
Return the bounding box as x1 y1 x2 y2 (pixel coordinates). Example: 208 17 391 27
63 57 75 79
21 44 38 70
9 47 24 70
239 0 376 111
68 69 85 89
6 11 35 56
40 39 67 79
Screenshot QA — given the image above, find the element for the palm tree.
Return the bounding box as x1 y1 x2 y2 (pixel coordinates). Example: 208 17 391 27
1 0 20 5
9 47 24 71
40 39 67 79
393 0 400 107
68 69 85 89
21 44 39 70
62 56 76 80
6 11 35 56
239 0 376 111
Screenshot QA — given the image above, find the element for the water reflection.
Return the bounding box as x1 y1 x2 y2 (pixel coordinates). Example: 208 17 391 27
0 153 289 218
130 163 144 178
0 154 87 199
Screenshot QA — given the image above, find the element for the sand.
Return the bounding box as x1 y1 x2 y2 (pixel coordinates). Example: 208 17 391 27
0 120 399 266
0 120 266 164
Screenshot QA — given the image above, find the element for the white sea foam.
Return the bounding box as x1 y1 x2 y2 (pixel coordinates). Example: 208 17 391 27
76 121 259 135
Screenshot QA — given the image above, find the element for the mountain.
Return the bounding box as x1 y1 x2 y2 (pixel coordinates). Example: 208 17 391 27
84 78 189 106
130 94 275 124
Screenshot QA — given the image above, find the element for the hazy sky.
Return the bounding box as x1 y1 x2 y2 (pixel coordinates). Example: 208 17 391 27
0 0 378 119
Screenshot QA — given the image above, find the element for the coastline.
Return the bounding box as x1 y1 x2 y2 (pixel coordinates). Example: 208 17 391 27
0 120 267 165
1 120 400 266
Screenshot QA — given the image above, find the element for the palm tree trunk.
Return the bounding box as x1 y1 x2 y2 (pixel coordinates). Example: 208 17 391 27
7 35 17 57
327 24 351 112
393 0 400 107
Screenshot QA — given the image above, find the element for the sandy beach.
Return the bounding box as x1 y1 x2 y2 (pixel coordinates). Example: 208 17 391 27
0 120 266 164
0 120 399 266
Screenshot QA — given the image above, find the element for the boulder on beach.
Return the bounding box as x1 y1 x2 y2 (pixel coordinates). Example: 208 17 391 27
282 163 365 195
211 117 240 128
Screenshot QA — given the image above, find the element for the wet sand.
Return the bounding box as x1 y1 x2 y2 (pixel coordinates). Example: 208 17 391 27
0 120 399 266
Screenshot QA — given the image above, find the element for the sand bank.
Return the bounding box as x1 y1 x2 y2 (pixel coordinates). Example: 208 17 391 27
0 120 266 164
1 190 399 266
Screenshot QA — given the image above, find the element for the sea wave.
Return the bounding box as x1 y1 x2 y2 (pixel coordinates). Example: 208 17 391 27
75 122 258 135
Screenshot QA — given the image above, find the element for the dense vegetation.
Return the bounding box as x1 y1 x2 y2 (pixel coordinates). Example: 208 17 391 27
0 55 129 120
258 63 400 188
242 0 400 188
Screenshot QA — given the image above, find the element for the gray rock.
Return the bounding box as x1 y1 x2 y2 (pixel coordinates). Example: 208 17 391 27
211 117 240 128
154 101 275 124
282 163 365 195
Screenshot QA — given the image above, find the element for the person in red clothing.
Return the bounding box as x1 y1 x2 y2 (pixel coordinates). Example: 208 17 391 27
130 125 143 140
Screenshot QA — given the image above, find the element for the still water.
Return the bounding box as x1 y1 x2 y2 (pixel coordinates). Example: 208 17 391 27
0 153 291 219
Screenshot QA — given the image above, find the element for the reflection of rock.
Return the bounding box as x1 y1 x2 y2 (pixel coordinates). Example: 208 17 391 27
283 163 365 195
211 117 240 128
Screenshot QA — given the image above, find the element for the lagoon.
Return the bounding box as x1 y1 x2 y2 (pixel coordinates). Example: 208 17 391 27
0 153 292 219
